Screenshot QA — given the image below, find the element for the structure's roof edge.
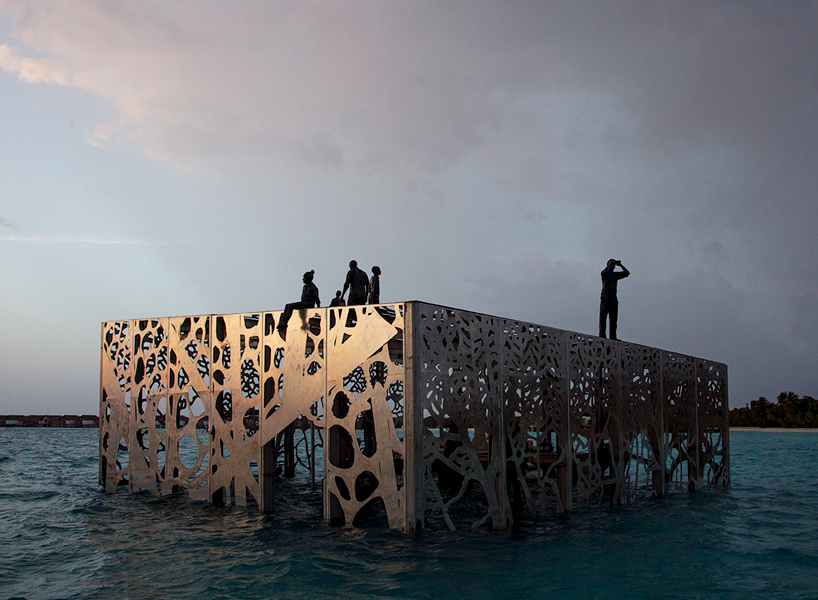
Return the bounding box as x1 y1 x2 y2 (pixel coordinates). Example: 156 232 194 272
406 300 726 366
102 299 726 367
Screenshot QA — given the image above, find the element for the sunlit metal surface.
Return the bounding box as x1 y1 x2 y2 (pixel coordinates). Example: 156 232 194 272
100 301 728 531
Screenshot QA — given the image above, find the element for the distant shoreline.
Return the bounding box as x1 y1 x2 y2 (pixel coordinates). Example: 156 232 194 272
0 415 98 428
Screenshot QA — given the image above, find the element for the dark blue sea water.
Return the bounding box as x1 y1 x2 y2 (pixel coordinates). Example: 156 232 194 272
1 429 816 600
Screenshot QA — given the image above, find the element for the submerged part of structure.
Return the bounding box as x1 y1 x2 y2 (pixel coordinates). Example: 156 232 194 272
99 301 729 531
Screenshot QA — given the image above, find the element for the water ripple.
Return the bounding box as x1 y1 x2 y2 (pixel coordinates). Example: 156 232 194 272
1 429 818 599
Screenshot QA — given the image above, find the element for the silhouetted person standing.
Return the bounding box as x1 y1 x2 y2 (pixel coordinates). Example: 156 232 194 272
368 266 381 304
342 260 369 306
599 259 629 340
278 270 321 332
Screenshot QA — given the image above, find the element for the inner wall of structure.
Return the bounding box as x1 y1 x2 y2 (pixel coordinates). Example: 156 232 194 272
99 302 729 532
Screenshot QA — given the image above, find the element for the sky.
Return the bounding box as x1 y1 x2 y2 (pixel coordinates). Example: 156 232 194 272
1 1 817 415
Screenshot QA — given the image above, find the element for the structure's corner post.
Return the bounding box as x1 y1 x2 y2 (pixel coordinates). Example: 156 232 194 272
99 322 106 490
403 302 424 533
99 320 132 493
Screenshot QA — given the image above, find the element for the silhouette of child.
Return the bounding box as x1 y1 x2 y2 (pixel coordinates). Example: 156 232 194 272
369 266 381 304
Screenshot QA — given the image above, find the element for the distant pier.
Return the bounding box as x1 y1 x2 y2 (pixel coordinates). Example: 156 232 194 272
99 301 729 532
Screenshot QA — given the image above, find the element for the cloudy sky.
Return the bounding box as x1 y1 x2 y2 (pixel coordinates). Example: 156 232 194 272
1 1 816 415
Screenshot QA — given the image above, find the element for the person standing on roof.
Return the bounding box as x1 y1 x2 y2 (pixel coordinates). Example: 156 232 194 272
342 260 369 306
368 266 381 304
599 259 630 340
330 290 345 307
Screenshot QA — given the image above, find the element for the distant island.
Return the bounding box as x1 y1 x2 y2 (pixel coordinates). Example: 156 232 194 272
0 414 98 428
730 392 818 428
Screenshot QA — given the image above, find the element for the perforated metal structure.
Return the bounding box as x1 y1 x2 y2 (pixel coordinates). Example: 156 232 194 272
100 301 728 531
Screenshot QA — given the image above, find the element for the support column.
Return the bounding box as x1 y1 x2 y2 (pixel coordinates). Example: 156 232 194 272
260 438 276 513
723 365 730 485
688 360 701 492
327 424 344 524
310 421 316 489
284 422 296 478
561 330 573 512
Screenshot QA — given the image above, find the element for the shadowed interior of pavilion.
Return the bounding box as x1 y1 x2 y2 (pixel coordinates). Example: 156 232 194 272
99 301 729 532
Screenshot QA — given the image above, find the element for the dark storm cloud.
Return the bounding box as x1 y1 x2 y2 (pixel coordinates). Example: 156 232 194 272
1 1 817 410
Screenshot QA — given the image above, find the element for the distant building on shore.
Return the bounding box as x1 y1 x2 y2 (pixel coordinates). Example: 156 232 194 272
0 414 99 427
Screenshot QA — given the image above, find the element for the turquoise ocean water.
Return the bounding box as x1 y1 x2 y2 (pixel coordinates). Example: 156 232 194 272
1 429 816 600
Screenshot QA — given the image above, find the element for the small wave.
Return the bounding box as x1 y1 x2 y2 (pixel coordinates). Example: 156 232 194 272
764 546 818 567
0 489 60 502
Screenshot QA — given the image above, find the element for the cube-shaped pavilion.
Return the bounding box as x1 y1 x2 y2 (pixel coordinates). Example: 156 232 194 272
100 301 729 531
